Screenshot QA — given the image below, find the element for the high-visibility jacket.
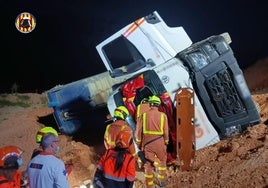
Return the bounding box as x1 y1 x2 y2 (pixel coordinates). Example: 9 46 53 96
97 149 135 188
135 107 169 147
135 102 150 122
104 120 136 156
0 171 21 188
135 107 169 188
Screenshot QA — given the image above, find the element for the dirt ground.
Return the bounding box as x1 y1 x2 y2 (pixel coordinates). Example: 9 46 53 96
0 58 267 188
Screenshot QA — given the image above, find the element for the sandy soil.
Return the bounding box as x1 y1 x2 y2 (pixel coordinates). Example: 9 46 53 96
0 59 267 188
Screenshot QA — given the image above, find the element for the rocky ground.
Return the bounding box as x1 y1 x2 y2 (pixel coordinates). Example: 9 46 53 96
0 59 267 187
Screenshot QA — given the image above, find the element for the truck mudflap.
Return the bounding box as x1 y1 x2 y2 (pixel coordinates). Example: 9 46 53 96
175 88 195 171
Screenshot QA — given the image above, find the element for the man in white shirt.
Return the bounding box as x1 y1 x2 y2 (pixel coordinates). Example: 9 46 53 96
27 133 70 188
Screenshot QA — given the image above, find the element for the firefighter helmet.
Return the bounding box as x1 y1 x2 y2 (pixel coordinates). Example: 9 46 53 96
36 126 58 143
114 106 129 120
115 130 132 149
140 97 149 104
0 146 23 168
148 95 161 106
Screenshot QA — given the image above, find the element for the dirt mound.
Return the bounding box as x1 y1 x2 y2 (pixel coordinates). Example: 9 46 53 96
243 57 268 92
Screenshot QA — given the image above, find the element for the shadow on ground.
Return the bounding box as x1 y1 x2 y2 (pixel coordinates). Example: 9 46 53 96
38 108 108 147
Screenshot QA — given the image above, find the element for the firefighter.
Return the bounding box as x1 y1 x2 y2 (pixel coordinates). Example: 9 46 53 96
93 130 136 188
135 97 150 122
31 126 59 159
135 95 169 188
104 106 136 157
0 145 24 188
135 97 151 168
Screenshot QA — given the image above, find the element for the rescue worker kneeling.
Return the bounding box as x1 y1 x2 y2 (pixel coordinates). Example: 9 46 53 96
135 95 169 188
93 130 136 188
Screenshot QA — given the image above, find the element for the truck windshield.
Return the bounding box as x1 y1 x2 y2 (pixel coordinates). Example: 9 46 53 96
102 35 146 77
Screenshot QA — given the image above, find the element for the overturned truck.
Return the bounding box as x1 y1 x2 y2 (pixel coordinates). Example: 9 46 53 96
46 11 260 166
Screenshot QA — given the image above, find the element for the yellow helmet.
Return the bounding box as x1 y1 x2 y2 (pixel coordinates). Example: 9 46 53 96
140 97 149 104
148 95 161 106
114 106 129 120
36 126 58 143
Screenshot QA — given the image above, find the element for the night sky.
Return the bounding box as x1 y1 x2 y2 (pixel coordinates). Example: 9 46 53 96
1 0 267 93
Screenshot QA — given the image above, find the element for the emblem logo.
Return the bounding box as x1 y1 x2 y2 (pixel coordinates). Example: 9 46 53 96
15 12 36 34
161 75 169 84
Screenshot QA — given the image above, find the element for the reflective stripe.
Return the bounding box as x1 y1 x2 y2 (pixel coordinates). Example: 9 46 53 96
142 113 165 135
136 105 141 118
105 124 127 146
158 166 167 171
106 140 115 146
121 125 126 131
157 174 165 179
148 181 154 185
104 124 111 138
104 124 115 146
123 18 145 37
104 173 125 182
144 173 154 178
153 161 159 166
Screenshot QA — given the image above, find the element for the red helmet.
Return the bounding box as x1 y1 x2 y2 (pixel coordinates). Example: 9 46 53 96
0 146 23 168
115 130 133 149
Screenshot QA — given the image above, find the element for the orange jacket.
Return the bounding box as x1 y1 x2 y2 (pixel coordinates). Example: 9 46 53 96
135 102 150 121
0 171 21 188
135 107 169 147
104 120 136 156
97 149 135 182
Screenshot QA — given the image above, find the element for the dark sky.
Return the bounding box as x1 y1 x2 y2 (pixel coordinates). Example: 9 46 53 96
1 0 267 93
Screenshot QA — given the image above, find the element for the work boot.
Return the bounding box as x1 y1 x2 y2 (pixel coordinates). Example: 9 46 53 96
159 181 167 187
154 177 168 188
